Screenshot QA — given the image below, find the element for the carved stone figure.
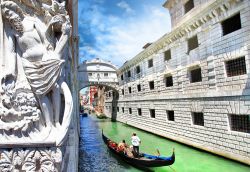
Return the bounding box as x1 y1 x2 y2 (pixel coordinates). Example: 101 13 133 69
0 0 73 146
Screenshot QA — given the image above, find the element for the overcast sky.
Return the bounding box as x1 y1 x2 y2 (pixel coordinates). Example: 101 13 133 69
78 0 171 67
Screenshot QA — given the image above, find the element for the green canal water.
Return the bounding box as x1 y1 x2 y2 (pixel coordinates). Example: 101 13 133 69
79 115 250 172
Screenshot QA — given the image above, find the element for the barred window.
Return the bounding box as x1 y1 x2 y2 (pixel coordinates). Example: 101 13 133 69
225 57 246 77
188 35 198 53
88 73 92 76
190 67 202 83
137 84 141 92
150 109 155 118
129 108 132 114
164 50 171 61
184 0 194 14
222 13 241 36
127 70 131 77
138 108 142 116
230 115 250 133
104 73 108 77
167 111 174 121
149 81 154 90
148 59 153 68
122 107 124 113
192 112 204 126
165 75 173 87
128 87 132 94
117 107 119 112
121 74 124 80
136 65 141 74
121 89 124 95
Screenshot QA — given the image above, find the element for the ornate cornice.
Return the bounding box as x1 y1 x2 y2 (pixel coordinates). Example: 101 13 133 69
119 0 243 73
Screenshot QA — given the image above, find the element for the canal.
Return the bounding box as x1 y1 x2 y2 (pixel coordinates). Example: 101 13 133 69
79 115 250 172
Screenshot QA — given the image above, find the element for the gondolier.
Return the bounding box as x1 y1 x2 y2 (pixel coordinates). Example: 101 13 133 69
102 130 175 168
131 133 141 157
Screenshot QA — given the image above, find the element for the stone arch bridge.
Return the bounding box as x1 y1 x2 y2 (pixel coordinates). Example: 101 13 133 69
78 58 119 91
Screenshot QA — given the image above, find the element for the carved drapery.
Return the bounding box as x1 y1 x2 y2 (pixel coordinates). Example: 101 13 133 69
0 0 73 146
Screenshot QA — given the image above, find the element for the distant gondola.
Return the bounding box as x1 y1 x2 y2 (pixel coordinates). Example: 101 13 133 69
102 131 175 167
80 113 88 117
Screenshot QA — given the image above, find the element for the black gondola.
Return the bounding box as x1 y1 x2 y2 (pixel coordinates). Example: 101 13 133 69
80 113 88 117
102 131 175 167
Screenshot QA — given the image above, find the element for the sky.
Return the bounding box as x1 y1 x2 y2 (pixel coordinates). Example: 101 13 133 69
78 0 171 67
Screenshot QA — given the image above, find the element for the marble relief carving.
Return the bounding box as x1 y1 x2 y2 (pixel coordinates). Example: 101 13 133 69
0 148 62 171
0 0 73 146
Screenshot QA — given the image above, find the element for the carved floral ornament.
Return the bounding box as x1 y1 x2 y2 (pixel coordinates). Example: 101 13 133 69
0 148 62 172
0 0 73 146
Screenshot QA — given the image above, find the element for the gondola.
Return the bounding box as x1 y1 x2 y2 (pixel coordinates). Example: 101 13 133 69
80 113 88 117
102 131 175 167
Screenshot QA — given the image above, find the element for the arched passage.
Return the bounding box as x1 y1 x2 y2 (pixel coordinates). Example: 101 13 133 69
78 58 119 121
79 84 119 121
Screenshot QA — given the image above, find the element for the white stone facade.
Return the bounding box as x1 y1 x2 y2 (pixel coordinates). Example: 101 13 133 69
78 58 118 89
105 0 250 165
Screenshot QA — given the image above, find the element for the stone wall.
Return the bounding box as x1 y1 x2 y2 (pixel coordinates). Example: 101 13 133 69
105 0 250 165
66 0 80 171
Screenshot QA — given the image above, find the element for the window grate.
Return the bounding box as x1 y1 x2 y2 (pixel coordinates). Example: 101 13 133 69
150 109 155 118
129 108 132 114
128 87 132 93
136 66 141 74
167 111 174 121
190 68 202 83
137 84 141 92
226 57 246 77
193 112 204 126
127 70 131 77
149 81 154 90
148 59 153 68
230 115 250 133
165 75 173 87
164 50 171 61
222 13 241 36
188 35 198 53
184 0 194 14
138 108 142 116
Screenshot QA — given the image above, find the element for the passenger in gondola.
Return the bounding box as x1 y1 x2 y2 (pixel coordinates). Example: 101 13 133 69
125 145 134 157
131 133 141 158
117 140 127 153
108 140 117 149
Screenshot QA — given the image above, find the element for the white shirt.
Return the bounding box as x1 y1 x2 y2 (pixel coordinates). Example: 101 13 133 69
131 136 140 146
